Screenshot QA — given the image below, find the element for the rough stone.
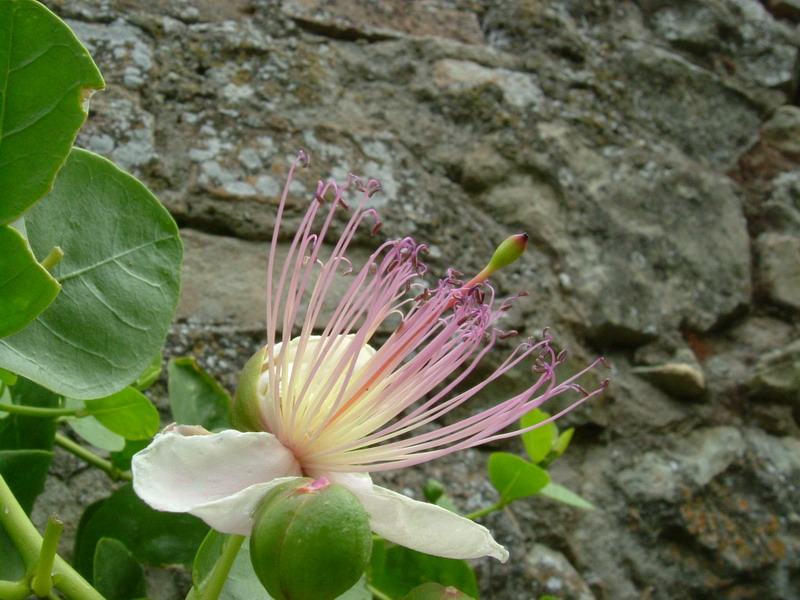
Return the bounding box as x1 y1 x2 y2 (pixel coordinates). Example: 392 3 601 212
748 338 800 404
762 105 800 157
523 544 596 600
756 232 800 310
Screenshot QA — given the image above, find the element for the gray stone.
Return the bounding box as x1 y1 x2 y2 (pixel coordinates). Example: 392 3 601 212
762 105 800 157
756 232 800 310
523 544 595 600
748 339 800 404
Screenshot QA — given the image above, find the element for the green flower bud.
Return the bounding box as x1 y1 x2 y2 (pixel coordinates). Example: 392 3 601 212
250 477 373 600
486 233 528 272
231 346 266 431
402 582 476 600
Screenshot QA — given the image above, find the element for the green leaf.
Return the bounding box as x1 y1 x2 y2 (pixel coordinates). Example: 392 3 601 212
0 449 52 513
83 387 159 441
369 541 479 600
553 428 574 458
0 377 59 450
402 582 476 600
0 368 17 386
132 351 162 391
109 438 149 472
0 0 104 224
168 357 231 431
93 538 147 600
74 483 209 578
538 482 595 510
520 408 556 464
0 225 60 337
67 415 126 452
488 452 550 503
0 148 183 399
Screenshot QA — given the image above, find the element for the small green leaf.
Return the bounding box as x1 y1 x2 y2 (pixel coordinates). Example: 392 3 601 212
74 484 209 577
169 357 231 431
0 448 52 513
0 368 17 386
0 0 104 225
520 409 556 464
93 538 147 600
0 225 61 337
132 351 162 392
553 428 574 458
538 482 595 510
0 149 183 399
109 439 149 472
369 541 479 599
488 452 550 503
83 387 159 441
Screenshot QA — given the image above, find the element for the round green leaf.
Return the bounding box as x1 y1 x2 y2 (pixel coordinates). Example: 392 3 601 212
73 484 209 577
83 387 159 441
0 224 60 337
488 452 550 503
93 538 147 600
67 415 126 452
0 148 183 398
0 0 104 224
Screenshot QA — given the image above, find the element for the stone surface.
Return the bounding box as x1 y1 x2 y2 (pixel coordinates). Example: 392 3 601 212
26 1 800 599
756 232 800 310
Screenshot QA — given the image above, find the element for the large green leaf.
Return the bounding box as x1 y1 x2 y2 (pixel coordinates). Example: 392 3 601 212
0 149 183 398
0 448 52 514
168 357 231 431
0 224 60 337
487 452 550 503
0 0 104 224
74 483 209 578
93 538 147 600
369 541 479 600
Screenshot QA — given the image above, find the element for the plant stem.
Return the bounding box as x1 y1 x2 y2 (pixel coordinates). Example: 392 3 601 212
0 402 78 418
54 433 132 481
192 534 245 600
0 579 29 600
40 246 64 271
367 583 393 600
0 473 104 600
464 500 506 521
31 515 63 597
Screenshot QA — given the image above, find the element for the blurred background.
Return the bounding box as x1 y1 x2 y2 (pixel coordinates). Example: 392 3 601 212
36 1 800 599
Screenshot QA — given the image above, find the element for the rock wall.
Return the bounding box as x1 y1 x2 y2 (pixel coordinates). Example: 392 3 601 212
39 1 800 599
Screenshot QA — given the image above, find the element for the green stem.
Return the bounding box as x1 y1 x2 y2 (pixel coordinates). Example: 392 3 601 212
54 433 132 482
464 500 506 521
31 515 63 597
0 402 78 418
367 583 393 600
0 473 104 600
0 579 29 600
191 534 245 600
40 246 64 271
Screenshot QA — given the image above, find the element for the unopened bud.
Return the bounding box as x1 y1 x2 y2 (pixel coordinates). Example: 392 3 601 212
486 233 528 272
402 583 476 600
231 346 266 431
250 477 372 600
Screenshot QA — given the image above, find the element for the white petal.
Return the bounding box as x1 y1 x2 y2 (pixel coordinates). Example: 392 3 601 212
325 472 509 562
132 427 302 533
